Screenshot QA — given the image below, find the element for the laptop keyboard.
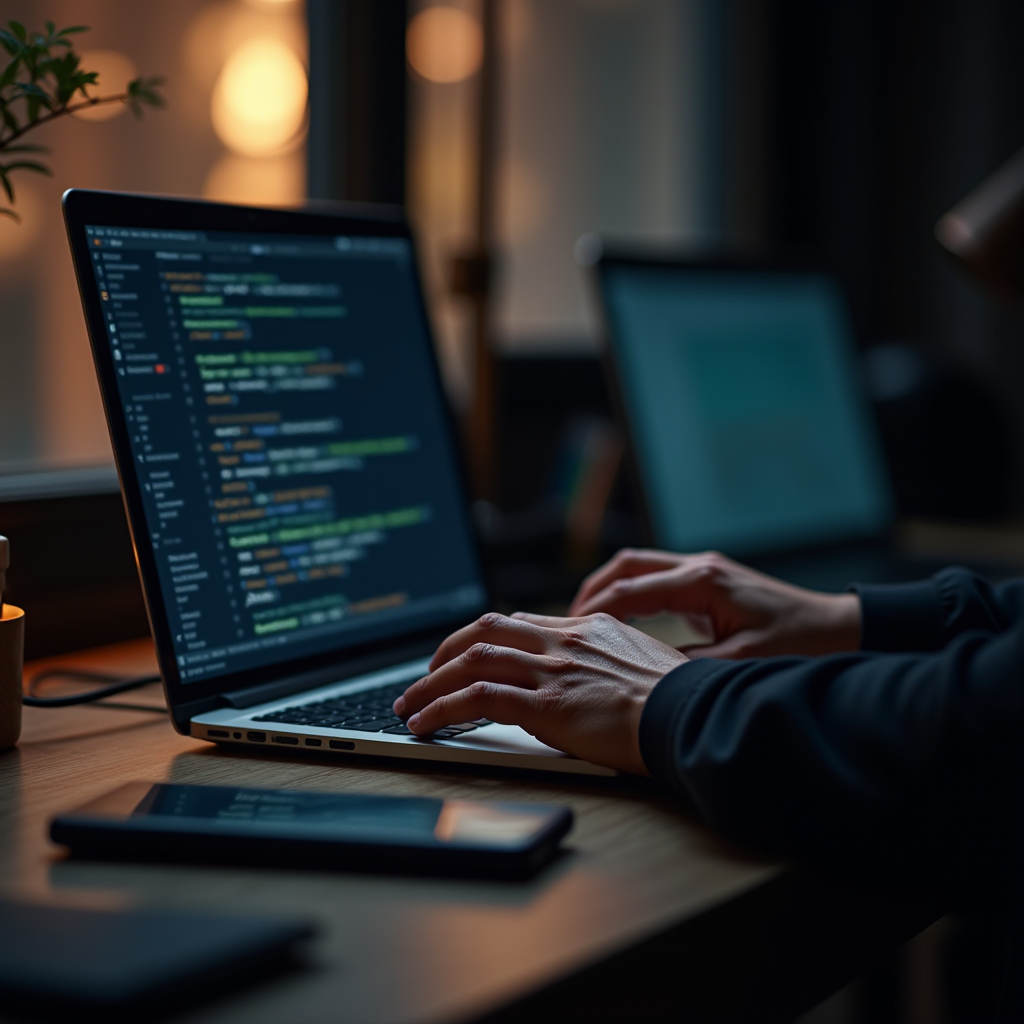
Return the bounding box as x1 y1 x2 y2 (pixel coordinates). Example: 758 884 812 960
251 681 492 740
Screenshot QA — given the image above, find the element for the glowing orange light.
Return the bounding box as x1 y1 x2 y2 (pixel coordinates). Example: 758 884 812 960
202 153 305 206
406 7 483 84
211 38 307 156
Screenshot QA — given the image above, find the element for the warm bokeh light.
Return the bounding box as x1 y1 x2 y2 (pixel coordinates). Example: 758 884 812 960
72 50 137 121
407 6 483 84
498 158 545 245
210 37 307 156
185 3 307 91
202 153 305 206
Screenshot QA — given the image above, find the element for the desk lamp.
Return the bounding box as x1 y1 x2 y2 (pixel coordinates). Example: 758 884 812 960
935 145 1024 304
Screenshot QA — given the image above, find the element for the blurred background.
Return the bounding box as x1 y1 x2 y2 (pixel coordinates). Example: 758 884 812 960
1 3 1022 1020
0 0 1021 492
2 0 1024 588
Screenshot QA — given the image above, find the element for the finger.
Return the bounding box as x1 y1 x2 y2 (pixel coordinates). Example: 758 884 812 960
397 644 557 717
681 632 762 660
572 567 691 619
574 558 729 620
569 549 681 615
429 612 549 672
407 681 541 736
509 610 584 628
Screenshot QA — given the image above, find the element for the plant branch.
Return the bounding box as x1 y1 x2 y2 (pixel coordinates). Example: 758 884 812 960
0 91 133 149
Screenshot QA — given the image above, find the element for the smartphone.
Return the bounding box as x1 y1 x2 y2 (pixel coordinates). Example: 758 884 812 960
51 783 573 879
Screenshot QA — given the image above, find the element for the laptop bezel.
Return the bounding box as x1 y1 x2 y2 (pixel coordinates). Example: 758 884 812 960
63 189 491 732
584 246 896 559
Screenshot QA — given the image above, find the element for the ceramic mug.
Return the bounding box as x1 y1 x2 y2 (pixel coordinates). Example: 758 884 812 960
0 604 25 750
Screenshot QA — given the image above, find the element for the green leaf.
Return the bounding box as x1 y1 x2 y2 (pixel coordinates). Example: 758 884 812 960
0 144 49 154
53 25 88 38
1 160 52 175
0 167 14 202
0 56 21 87
8 22 27 43
127 75 166 109
13 81 49 99
0 29 22 54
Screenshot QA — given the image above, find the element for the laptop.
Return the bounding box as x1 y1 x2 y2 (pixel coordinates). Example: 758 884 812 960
585 247 951 591
63 190 613 776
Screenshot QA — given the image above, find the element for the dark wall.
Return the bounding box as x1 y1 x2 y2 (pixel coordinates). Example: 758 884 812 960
307 0 408 205
759 0 1024 512
0 491 149 660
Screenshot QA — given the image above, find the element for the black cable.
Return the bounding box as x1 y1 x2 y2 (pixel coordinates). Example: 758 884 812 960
22 668 165 710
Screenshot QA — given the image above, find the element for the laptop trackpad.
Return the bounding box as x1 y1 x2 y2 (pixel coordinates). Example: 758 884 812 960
443 724 572 759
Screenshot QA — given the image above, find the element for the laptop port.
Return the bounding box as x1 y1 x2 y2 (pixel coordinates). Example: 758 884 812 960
304 738 322 747
207 729 229 739
273 735 299 745
247 731 266 742
329 739 355 751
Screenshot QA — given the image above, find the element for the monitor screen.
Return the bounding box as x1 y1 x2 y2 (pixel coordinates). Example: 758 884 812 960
84 224 485 684
600 265 893 556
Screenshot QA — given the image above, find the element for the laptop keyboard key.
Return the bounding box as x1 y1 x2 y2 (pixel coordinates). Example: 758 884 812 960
343 719 398 732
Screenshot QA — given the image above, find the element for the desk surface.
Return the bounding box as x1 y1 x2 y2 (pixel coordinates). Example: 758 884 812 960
1 639 929 1024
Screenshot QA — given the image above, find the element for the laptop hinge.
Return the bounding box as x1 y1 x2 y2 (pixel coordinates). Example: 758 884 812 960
222 640 437 710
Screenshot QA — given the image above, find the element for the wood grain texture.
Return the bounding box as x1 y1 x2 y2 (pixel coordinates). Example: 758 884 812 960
0 638 783 1023
1 639 933 1023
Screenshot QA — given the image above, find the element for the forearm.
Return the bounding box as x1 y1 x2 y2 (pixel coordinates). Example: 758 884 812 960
639 623 1023 901
855 568 1024 652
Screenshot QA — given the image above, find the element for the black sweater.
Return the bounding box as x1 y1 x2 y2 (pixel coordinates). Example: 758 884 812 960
639 568 1022 1018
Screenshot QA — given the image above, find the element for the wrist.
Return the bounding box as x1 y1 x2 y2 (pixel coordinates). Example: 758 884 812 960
822 592 862 651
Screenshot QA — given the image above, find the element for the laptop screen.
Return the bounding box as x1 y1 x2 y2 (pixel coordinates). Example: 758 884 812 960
599 264 893 556
83 223 485 685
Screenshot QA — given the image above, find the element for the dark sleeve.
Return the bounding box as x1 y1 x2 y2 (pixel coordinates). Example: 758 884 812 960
639 612 1023 905
854 568 1024 652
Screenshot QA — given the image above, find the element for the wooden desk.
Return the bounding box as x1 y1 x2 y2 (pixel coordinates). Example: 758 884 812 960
1 639 932 1024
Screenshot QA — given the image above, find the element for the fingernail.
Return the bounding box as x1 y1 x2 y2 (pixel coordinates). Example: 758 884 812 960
393 696 406 715
408 713 421 729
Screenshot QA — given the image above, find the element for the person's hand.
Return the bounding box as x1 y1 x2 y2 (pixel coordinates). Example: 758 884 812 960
569 549 861 659
393 612 688 774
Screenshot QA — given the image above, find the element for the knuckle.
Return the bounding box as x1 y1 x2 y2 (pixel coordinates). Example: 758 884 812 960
556 628 588 648
476 611 504 629
466 680 492 700
695 552 726 581
463 642 494 664
535 686 564 713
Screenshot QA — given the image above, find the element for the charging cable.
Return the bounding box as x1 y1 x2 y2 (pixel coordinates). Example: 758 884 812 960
3 535 164 712
23 668 165 712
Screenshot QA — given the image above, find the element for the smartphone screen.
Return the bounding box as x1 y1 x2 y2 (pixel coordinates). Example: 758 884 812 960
63 783 570 851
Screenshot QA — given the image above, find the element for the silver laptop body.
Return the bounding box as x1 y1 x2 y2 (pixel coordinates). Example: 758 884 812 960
64 189 612 778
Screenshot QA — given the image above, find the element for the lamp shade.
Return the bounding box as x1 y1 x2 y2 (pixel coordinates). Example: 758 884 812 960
935 145 1024 304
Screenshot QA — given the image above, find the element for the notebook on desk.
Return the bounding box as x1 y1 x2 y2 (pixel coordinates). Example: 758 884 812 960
585 248 954 590
62 190 613 776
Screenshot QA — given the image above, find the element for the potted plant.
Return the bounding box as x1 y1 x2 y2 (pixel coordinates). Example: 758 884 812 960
0 19 163 220
0 22 162 749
